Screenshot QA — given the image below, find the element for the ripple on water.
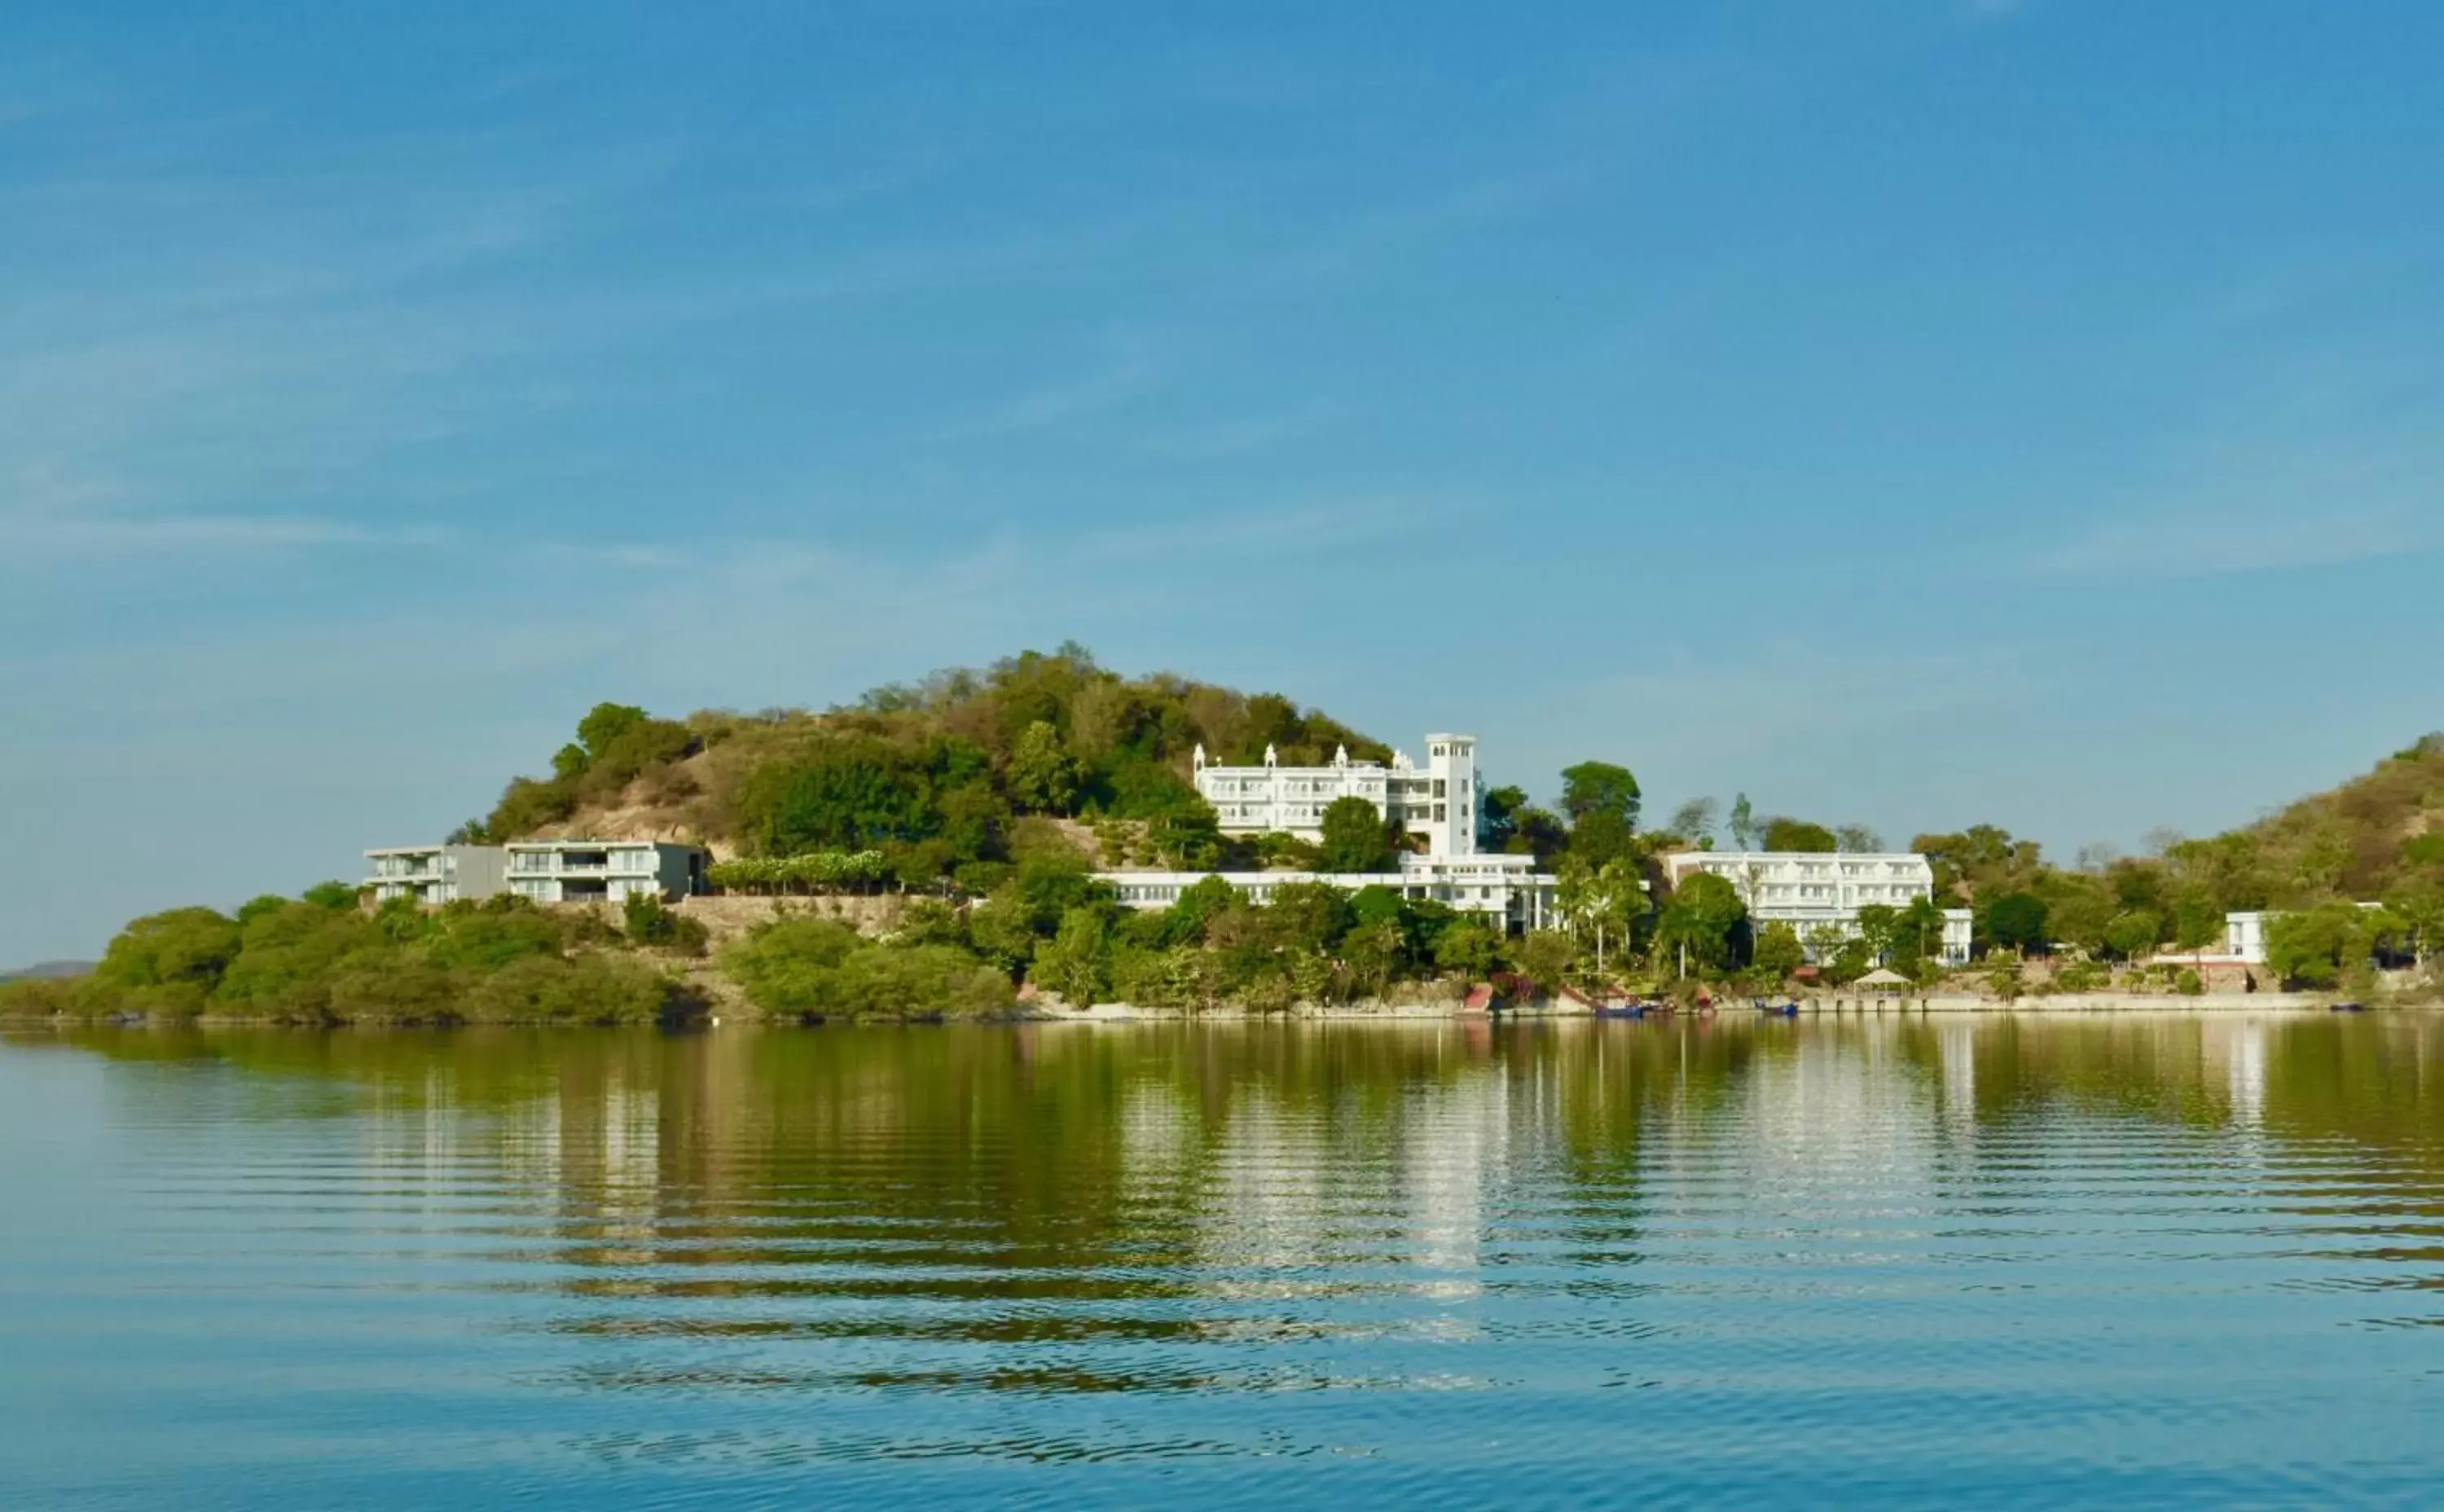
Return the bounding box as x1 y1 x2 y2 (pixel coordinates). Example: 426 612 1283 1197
2 1016 2442 1510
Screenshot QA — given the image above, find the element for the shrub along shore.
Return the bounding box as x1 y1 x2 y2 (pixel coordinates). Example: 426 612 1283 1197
0 845 1507 1027
8 846 2429 1030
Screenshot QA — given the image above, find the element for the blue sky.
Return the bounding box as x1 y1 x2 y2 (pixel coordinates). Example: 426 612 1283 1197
4 0 2441 964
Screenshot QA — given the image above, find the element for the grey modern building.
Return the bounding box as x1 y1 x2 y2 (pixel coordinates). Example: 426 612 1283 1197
363 845 510 904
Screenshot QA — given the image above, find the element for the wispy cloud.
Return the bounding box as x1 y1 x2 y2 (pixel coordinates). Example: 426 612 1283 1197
923 345 1166 441
0 511 442 556
2034 505 2424 578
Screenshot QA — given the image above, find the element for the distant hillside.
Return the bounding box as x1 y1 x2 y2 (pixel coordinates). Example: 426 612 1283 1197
461 647 1395 885
2174 734 2444 908
0 960 95 983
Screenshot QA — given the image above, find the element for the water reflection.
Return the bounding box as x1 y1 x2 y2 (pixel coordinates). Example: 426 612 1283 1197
5 1015 2443 1508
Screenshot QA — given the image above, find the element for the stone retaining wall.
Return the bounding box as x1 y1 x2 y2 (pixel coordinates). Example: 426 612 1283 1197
672 894 908 945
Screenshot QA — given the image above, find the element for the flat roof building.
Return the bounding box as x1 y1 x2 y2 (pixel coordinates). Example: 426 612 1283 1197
363 844 508 904
1195 734 1482 859
1109 732 1558 932
505 840 709 905
1662 850 1973 965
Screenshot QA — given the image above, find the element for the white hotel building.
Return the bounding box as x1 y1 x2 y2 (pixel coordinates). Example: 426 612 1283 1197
1102 734 1565 931
1660 850 1975 965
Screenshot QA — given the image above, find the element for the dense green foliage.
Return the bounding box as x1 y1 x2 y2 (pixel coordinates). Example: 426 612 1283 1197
1654 873 1750 976
1317 795 1402 873
693 839 1524 1017
472 701 701 841
704 852 890 894
11 892 700 1026
1760 818 1840 853
1895 736 2444 980
2265 903 2413 990
1559 761 1642 829
468 648 1394 891
33 647 2443 1022
719 918 1013 1022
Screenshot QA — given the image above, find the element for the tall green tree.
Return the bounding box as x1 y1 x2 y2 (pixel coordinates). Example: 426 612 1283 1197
1981 892 2049 956
1655 872 1748 979
1896 896 1948 970
1752 921 1805 980
1480 784 1531 851
1854 903 1904 962
1317 795 1400 873
1032 908 1113 1005
1265 881 1354 953
1557 856 1644 975
1760 817 1839 853
1007 720 1082 815
1433 921 1500 979
1665 798 1719 846
2103 910 2162 962
2044 881 2115 958
2265 903 2378 987
1564 807 1641 868
576 702 649 759
1145 793 1223 868
94 903 244 1011
1559 761 1642 829
1730 793 1758 851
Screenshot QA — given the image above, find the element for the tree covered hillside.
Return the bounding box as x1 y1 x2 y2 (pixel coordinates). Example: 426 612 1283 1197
1901 735 2444 982
462 645 1397 889
2176 735 2444 907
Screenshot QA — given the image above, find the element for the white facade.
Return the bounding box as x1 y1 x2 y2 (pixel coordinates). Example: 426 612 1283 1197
505 840 709 904
2214 907 2373 967
2223 911 2270 965
363 845 508 904
1662 850 1973 965
1194 733 1481 859
1106 852 1561 931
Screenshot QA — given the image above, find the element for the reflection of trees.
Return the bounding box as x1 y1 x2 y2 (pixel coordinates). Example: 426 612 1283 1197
2261 1016 2444 1184
19 1011 2444 1390
28 1013 2444 1194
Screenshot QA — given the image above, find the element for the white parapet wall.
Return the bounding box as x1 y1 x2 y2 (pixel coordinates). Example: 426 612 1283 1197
1102 851 1560 932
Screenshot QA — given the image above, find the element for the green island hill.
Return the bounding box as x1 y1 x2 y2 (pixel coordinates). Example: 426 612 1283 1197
7 646 2442 1026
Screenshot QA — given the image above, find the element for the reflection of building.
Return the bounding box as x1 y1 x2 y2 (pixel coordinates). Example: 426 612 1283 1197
1661 850 1972 965
1939 1021 1977 1137
1118 1040 1509 1307
363 844 508 903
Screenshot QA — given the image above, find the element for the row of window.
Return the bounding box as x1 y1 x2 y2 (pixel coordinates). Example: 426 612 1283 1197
1110 881 1517 908
1752 881 1928 902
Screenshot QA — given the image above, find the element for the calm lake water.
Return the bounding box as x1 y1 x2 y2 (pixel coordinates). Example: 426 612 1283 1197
2 1014 2441 1510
